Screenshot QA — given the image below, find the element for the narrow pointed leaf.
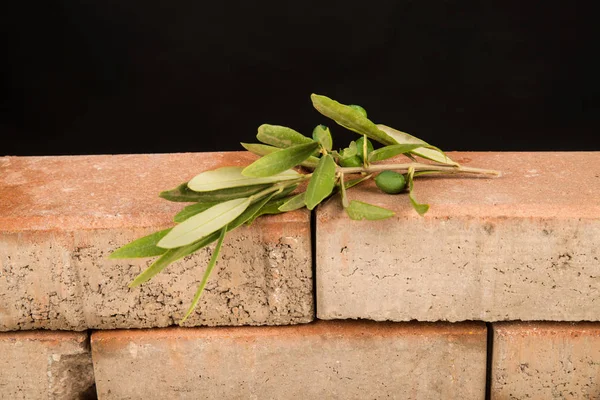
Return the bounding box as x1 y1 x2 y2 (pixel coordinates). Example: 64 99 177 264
241 143 319 169
339 173 349 208
368 144 424 162
376 124 458 166
188 166 300 192
312 125 332 152
128 239 209 287
407 167 430 216
160 181 270 202
174 202 219 223
339 141 358 158
311 94 395 145
157 197 251 249
245 195 292 224
110 229 171 259
128 195 274 288
179 225 227 324
305 154 336 210
242 141 319 177
257 124 314 148
278 192 306 212
345 200 395 220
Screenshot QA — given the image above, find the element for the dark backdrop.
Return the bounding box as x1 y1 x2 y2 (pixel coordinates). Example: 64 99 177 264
2 1 599 156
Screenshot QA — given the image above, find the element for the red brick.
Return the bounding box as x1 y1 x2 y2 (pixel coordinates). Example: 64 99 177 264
492 322 600 399
0 152 313 330
317 152 600 322
92 321 487 399
0 330 95 399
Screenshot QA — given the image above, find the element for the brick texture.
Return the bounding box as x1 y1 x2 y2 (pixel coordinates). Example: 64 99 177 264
0 153 313 330
0 330 95 399
91 321 487 400
492 322 600 399
317 152 600 322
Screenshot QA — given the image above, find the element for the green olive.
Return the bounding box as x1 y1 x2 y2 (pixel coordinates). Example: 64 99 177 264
339 155 363 167
349 104 368 118
375 170 406 194
355 136 374 160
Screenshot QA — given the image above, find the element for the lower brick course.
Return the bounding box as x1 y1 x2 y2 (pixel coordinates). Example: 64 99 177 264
0 330 95 399
492 322 600 399
91 321 487 399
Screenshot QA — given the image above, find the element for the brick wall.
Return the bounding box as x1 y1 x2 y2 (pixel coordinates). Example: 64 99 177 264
1 152 599 399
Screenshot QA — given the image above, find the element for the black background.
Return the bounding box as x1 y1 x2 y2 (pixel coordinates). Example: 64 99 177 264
2 1 599 156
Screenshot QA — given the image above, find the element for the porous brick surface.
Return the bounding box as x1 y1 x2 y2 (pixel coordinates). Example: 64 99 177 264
492 322 600 399
0 330 95 399
317 152 600 322
0 152 313 331
91 321 487 400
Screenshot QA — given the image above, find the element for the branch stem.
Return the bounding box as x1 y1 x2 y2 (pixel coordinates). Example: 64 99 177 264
338 162 500 176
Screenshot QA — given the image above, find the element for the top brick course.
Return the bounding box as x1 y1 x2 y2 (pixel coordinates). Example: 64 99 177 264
317 152 600 322
0 152 313 331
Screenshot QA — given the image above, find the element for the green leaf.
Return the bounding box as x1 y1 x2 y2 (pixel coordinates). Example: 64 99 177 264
157 197 251 249
242 141 319 177
305 154 336 210
339 173 349 208
345 200 395 220
407 167 430 216
109 229 171 259
160 181 271 202
241 143 319 169
257 124 314 148
339 141 358 158
244 196 291 224
341 174 372 190
272 184 298 200
129 195 273 288
179 225 227 324
278 192 306 212
174 202 219 223
128 240 209 288
312 125 332 152
376 124 458 166
311 94 395 146
368 144 424 162
188 166 300 192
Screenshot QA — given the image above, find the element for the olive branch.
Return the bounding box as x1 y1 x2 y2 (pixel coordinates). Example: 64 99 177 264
110 94 499 323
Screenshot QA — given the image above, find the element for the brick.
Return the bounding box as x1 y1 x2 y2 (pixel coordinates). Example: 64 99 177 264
491 322 600 399
0 330 95 399
0 153 313 330
317 152 600 322
91 321 487 399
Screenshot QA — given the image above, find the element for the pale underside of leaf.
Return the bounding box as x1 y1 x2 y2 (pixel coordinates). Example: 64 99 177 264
304 154 336 210
157 197 251 249
345 200 395 220
188 166 300 192
242 141 319 177
376 124 458 166
128 194 276 288
174 202 219 223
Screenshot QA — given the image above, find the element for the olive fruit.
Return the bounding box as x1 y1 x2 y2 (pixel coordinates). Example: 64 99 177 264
375 170 406 194
355 136 374 160
349 104 368 118
339 155 363 167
